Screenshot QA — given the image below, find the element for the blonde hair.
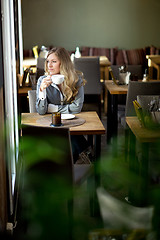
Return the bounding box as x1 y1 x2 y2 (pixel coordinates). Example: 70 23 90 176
45 47 86 103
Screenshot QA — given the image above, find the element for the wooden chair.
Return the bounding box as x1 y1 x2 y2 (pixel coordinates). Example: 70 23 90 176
28 90 37 113
20 125 95 239
125 81 160 117
36 57 46 80
74 57 102 118
96 187 153 238
122 81 160 161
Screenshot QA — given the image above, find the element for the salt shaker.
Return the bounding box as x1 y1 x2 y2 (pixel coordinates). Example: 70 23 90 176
142 69 149 82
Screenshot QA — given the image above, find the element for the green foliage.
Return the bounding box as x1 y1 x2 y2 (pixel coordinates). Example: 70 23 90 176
16 129 160 239
19 135 68 169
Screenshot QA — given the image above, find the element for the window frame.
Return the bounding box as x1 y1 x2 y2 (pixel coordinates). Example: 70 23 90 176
1 0 23 217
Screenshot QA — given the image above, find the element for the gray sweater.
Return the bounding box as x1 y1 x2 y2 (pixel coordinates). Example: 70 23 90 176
36 75 84 115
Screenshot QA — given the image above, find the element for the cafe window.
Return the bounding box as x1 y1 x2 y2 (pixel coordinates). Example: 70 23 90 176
1 0 23 216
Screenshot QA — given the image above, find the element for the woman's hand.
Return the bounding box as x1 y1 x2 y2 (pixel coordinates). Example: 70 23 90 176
40 76 52 91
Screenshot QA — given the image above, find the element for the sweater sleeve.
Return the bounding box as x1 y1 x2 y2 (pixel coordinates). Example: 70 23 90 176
58 81 84 114
36 76 48 115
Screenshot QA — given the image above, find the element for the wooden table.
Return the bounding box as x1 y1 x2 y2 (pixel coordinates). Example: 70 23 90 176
126 116 160 143
21 111 105 187
105 80 128 143
126 116 160 206
18 87 32 96
21 111 106 163
146 55 160 80
21 111 105 134
99 56 111 80
23 57 37 70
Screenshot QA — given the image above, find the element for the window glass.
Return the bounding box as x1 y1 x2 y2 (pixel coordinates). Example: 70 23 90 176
1 0 22 215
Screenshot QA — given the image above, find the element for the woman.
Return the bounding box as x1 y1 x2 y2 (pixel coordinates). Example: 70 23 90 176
36 47 93 163
36 47 85 115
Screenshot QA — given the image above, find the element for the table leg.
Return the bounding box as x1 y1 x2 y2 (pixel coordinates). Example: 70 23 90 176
107 92 118 145
139 142 149 206
112 94 118 137
128 130 149 206
87 135 93 148
93 134 101 216
87 134 101 186
104 66 109 80
81 134 101 217
107 90 112 144
157 66 160 80
148 66 153 79
128 129 137 205
94 135 101 186
104 84 108 115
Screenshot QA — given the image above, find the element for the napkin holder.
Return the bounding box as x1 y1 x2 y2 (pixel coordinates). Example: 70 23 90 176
119 72 131 85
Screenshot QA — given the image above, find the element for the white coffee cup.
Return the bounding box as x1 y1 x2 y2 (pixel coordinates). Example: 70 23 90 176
51 74 64 84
